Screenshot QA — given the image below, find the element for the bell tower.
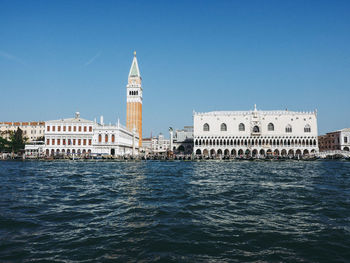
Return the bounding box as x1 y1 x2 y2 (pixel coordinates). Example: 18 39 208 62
126 51 142 146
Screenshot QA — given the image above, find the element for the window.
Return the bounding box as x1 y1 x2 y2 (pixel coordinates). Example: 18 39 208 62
73 139 76 145
345 137 348 143
46 139 50 145
63 126 66 132
58 126 61 132
47 126 50 132
253 126 260 133
78 139 81 145
239 123 245 131
304 124 311 133
89 126 92 132
68 126 71 132
203 123 209 132
52 139 55 145
57 139 60 145
63 139 66 145
89 139 92 145
84 126 87 132
112 134 115 143
74 126 76 132
83 139 86 145
105 134 108 142
78 126 81 132
220 123 227 131
52 126 55 132
268 123 274 131
98 134 102 143
285 124 292 133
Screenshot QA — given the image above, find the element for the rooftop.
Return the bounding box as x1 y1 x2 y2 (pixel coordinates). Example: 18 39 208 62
194 109 316 116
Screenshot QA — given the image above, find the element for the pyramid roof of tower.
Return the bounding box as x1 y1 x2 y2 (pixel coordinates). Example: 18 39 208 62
128 53 140 77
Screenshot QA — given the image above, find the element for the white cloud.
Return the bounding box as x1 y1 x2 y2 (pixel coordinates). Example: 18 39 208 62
84 51 101 66
0 50 26 65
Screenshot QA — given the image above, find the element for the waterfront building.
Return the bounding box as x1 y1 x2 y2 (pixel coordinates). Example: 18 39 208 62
126 51 143 146
24 141 45 158
0 121 45 142
142 134 170 155
93 118 138 156
193 105 318 157
171 126 194 154
318 128 350 152
44 112 138 156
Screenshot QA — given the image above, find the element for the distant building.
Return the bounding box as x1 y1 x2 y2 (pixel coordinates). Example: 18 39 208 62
172 126 194 154
0 121 45 142
142 134 170 155
44 112 139 156
318 128 350 152
24 141 45 158
193 105 319 157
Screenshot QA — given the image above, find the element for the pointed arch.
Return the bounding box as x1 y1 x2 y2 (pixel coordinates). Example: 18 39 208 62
220 123 227 131
239 123 245 131
268 123 274 131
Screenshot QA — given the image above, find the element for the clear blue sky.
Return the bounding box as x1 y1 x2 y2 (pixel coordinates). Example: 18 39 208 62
1 0 349 137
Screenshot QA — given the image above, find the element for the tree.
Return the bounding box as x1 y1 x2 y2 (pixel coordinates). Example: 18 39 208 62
0 136 11 152
10 128 26 153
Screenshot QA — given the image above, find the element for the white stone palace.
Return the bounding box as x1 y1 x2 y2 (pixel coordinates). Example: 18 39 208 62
44 113 139 157
193 105 318 157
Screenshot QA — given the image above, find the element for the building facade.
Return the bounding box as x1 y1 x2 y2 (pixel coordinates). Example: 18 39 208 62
24 141 45 158
172 126 194 154
318 128 350 152
0 121 45 142
126 51 143 146
142 134 170 155
93 119 138 156
44 113 139 156
44 112 95 156
193 105 318 157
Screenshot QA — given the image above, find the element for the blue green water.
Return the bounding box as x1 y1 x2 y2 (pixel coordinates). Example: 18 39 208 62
0 160 350 262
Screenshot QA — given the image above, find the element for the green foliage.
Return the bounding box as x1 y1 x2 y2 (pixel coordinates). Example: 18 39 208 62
10 128 26 152
0 136 11 152
0 128 26 153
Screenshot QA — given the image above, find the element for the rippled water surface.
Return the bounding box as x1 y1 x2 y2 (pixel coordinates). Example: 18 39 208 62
1 160 350 262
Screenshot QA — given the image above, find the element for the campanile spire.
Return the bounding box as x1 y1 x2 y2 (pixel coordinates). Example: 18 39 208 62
126 51 143 146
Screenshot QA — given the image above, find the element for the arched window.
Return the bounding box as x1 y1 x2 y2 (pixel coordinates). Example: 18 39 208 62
98 134 102 143
285 124 292 133
304 124 311 133
203 123 209 131
105 134 108 142
253 126 260 133
220 123 227 131
268 123 274 131
112 134 115 143
239 123 245 131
